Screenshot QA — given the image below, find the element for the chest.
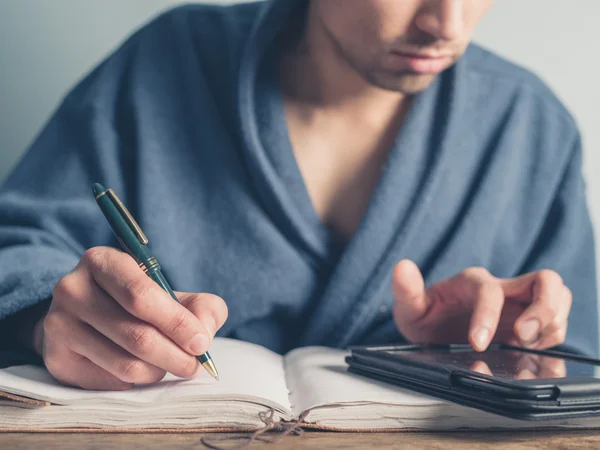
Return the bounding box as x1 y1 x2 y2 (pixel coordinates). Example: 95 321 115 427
284 107 407 243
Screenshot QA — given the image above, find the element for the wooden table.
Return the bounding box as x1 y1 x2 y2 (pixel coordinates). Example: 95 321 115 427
1 430 599 449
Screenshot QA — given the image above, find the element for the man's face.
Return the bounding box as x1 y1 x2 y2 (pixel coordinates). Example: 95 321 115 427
311 0 494 93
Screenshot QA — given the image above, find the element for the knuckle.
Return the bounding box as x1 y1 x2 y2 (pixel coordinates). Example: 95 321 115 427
118 359 149 383
124 278 152 312
123 323 157 354
81 247 108 272
42 312 64 336
537 269 563 286
52 276 79 303
462 266 491 280
167 310 192 337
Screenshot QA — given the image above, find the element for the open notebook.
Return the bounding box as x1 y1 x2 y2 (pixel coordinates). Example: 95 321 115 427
1 337 599 432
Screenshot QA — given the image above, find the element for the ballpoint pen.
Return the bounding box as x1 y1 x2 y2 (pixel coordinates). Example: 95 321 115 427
92 183 219 381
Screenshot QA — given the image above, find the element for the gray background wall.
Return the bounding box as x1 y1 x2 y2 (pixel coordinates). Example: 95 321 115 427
1 1 599 315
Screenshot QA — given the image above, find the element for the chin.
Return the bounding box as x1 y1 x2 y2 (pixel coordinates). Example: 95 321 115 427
365 71 438 95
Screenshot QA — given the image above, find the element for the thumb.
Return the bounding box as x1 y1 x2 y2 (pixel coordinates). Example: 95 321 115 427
392 260 429 325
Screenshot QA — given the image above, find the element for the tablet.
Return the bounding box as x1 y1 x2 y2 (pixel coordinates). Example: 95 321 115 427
346 343 600 420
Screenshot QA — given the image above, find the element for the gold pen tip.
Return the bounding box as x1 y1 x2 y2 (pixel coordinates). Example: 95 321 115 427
202 359 219 381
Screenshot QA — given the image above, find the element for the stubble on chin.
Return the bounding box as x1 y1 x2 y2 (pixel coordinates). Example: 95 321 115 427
362 70 438 95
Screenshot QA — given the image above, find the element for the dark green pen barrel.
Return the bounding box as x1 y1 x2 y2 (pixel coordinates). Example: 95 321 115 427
95 193 153 264
95 186 212 366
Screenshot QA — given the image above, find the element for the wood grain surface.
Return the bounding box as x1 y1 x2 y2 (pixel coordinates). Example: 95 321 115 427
2 430 600 449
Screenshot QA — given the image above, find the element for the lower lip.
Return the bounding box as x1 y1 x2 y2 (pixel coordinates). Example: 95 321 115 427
389 53 453 74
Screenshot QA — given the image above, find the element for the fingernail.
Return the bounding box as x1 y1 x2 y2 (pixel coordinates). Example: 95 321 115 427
518 319 540 343
190 333 209 355
473 327 490 351
204 316 217 337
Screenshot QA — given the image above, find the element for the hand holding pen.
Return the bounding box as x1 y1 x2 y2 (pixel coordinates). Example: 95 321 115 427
31 184 227 390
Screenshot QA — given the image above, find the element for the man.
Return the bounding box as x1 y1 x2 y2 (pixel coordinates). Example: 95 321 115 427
0 0 596 390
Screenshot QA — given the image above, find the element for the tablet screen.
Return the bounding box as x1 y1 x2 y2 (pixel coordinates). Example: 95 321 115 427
386 347 600 380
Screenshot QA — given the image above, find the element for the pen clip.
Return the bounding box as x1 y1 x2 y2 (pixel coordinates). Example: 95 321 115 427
105 189 149 245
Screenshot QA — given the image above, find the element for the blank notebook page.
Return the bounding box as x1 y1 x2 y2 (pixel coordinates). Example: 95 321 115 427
284 346 442 415
0 338 291 410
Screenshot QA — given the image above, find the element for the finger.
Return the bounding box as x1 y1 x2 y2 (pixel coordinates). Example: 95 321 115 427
54 312 168 385
392 260 429 325
82 247 213 356
516 369 537 380
499 271 547 301
470 360 493 376
506 337 521 347
44 344 133 391
530 327 568 351
59 275 202 379
511 270 565 345
537 356 566 378
530 286 571 346
468 281 505 352
175 292 229 346
517 353 541 374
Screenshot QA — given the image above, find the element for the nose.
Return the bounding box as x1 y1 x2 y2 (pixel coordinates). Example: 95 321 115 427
416 0 464 41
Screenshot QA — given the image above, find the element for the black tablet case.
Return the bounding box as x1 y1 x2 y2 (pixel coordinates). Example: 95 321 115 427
346 345 600 421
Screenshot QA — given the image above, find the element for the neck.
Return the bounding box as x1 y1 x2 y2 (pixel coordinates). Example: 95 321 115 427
279 2 409 121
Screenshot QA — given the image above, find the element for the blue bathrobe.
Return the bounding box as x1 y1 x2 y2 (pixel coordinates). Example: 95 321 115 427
0 0 597 363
